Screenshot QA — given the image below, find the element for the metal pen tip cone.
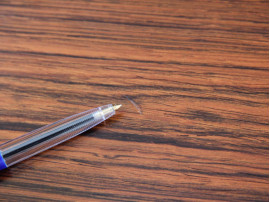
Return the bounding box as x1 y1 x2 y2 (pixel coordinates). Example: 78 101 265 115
113 104 122 111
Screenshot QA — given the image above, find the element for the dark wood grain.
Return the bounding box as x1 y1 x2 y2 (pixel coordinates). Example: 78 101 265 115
0 0 268 201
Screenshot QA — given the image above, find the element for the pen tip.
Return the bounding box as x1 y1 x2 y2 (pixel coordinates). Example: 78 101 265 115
113 104 122 111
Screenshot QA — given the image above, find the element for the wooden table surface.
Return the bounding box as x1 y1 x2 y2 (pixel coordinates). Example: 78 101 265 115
0 0 268 201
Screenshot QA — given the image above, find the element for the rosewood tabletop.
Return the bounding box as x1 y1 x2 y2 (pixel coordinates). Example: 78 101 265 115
0 0 268 201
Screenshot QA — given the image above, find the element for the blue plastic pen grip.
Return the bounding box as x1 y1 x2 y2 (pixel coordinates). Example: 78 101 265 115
0 152 7 170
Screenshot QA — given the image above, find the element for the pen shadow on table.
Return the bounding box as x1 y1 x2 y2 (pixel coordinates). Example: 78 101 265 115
0 113 124 181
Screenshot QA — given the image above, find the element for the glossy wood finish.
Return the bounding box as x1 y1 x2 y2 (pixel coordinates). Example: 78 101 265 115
0 0 268 201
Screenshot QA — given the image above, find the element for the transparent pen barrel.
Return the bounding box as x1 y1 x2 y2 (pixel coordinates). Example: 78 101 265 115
0 104 115 167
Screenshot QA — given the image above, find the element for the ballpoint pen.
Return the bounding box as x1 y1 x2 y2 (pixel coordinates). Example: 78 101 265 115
0 104 121 170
